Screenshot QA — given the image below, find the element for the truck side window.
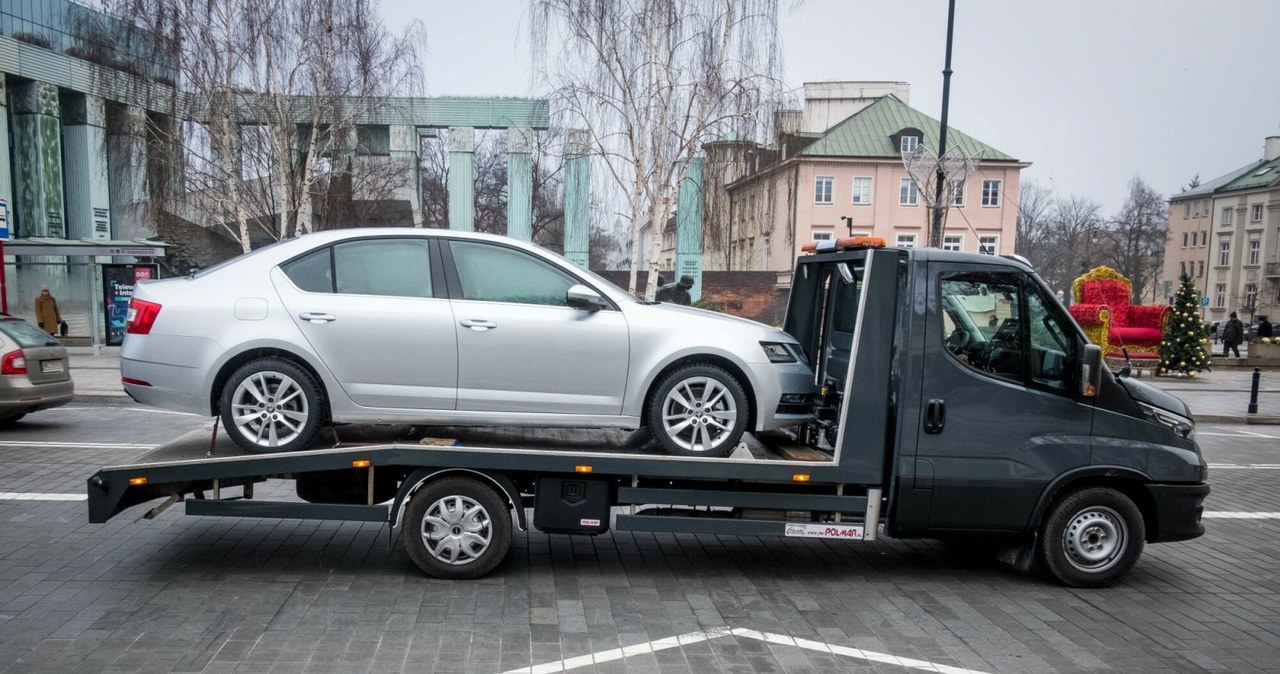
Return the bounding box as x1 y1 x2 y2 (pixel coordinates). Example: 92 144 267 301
938 273 1023 385
1025 285 1073 392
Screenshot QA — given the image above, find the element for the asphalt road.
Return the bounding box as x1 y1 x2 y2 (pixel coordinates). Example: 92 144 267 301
0 406 1277 673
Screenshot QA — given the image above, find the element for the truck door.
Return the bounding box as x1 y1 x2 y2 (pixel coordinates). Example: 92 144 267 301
914 264 1093 532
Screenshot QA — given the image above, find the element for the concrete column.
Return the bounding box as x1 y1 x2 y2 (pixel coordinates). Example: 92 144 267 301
506 127 534 240
107 105 150 206
62 94 112 240
0 78 12 238
563 129 591 267
390 125 423 227
675 157 705 302
447 127 475 231
11 81 66 238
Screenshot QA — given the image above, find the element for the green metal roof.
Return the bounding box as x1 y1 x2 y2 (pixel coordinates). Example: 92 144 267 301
1170 160 1263 201
1219 156 1280 192
799 95 1017 161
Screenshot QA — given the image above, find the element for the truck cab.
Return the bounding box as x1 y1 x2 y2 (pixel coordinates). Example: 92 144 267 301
786 240 1208 586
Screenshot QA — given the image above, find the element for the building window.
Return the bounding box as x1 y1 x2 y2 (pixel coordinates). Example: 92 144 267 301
1181 232 1188 248
1246 283 1258 310
896 233 917 248
812 231 833 241
1198 261 1204 277
978 235 998 254
1252 204 1264 222
1192 202 1199 218
1201 231 1208 246
943 235 962 251
1222 208 1233 225
1216 284 1226 307
1163 281 1173 300
899 178 919 206
981 180 1001 207
1219 241 1231 266
900 135 919 153
851 177 872 205
1179 261 1186 277
814 176 833 205
948 179 965 207
1249 239 1261 266
1183 203 1190 219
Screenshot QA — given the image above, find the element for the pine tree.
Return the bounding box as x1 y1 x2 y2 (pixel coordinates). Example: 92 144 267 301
1159 273 1210 377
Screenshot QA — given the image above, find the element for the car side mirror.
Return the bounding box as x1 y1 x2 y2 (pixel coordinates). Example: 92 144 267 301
1080 342 1103 397
566 284 608 312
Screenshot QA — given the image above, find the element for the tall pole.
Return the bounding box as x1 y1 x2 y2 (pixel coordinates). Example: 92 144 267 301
930 0 957 248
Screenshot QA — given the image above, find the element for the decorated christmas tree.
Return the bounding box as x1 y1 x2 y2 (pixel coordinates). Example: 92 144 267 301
1158 273 1210 376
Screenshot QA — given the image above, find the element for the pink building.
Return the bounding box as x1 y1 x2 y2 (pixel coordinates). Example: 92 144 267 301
719 86 1029 279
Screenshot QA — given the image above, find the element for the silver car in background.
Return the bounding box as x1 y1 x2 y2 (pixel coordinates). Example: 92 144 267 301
121 229 813 457
0 316 73 426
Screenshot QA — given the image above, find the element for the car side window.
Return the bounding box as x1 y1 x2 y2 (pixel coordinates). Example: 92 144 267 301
938 272 1024 385
334 239 432 298
450 241 576 306
282 248 333 293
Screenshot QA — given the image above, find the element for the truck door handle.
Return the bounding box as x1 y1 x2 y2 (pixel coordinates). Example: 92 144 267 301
299 312 336 324
924 399 946 434
460 319 497 331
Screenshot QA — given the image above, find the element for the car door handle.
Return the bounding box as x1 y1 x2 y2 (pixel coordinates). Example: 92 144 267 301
924 399 946 434
299 312 336 324
460 319 497 331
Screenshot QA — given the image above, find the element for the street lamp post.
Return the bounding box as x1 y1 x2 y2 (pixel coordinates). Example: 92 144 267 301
929 0 957 249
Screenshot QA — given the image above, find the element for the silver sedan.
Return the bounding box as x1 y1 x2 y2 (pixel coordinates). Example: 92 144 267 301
121 229 814 457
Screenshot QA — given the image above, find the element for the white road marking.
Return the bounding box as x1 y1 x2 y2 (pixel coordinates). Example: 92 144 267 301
1207 463 1280 470
0 440 157 449
65 404 203 417
501 626 990 674
0 492 87 501
1200 430 1278 439
1203 512 1280 519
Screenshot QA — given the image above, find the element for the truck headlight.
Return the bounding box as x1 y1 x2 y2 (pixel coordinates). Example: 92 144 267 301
760 341 797 363
1138 402 1195 441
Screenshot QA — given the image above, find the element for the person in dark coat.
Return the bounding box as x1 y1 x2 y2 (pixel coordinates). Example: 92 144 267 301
655 275 694 305
1257 316 1273 340
34 286 61 336
1221 312 1244 357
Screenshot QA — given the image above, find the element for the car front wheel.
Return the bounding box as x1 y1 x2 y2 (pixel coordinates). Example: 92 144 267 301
647 364 749 458
220 357 323 454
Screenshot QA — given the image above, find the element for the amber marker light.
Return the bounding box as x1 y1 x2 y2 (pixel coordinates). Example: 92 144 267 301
792 474 811 482
574 465 593 473
129 477 148 486
352 459 371 468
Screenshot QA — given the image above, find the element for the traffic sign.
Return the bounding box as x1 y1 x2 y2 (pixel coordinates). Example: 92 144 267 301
1201 297 1210 307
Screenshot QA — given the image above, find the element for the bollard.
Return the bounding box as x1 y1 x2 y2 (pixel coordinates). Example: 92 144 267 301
1248 368 1260 415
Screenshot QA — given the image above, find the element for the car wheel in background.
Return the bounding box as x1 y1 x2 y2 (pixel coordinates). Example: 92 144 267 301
647 364 749 458
219 357 323 453
0 414 26 429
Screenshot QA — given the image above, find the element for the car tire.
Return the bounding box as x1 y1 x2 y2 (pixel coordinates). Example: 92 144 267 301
220 357 323 454
403 477 512 580
1036 487 1145 588
0 414 26 428
647 364 749 458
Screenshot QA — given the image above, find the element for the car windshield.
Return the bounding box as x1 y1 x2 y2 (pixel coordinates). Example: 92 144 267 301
0 319 60 348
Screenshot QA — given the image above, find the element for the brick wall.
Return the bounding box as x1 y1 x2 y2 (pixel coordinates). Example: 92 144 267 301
595 270 789 326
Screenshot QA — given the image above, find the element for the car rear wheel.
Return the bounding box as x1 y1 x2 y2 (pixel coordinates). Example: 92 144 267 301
220 357 323 454
0 413 26 429
647 364 748 458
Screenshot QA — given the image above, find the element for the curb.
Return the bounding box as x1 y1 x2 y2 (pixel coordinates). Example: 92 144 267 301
72 393 133 407
1196 413 1280 425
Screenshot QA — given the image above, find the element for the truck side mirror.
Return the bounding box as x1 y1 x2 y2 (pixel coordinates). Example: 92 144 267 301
1080 343 1103 397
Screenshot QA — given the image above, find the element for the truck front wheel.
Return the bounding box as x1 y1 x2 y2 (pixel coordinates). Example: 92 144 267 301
403 477 512 579
1037 487 1145 588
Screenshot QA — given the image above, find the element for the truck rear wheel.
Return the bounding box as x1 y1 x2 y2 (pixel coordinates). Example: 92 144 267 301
1037 487 1145 588
647 364 748 458
403 477 511 579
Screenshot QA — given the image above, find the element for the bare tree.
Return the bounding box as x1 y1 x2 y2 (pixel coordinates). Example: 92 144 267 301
1015 181 1054 268
1103 176 1166 303
530 0 782 297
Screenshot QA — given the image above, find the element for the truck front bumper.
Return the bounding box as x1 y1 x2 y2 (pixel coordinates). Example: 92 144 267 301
1146 482 1210 542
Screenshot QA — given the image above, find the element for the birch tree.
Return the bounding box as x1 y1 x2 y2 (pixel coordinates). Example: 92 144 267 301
530 0 782 297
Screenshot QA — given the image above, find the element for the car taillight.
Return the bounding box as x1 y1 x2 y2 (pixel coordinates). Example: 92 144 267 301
1 350 26 375
126 299 162 335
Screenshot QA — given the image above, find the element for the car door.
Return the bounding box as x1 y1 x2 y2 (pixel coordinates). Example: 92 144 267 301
913 263 1094 532
271 237 458 410
443 239 629 415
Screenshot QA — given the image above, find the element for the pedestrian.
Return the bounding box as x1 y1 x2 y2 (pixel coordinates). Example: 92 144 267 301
1258 316 1273 340
34 286 61 336
655 275 695 306
1221 311 1244 358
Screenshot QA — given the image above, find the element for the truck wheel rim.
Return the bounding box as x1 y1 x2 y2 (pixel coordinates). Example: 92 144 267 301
662 376 737 453
1062 505 1127 573
231 371 309 448
421 495 492 565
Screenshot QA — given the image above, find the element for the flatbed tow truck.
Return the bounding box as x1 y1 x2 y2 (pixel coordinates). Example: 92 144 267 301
88 241 1209 587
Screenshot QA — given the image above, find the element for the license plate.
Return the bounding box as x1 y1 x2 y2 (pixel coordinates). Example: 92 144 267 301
40 360 64 374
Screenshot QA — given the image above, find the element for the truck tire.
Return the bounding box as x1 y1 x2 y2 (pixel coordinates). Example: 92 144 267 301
647 364 749 458
1037 487 1145 588
220 357 323 454
403 477 511 579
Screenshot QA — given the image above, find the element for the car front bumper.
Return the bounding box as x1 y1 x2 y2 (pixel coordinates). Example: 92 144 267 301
750 360 815 431
1146 482 1210 543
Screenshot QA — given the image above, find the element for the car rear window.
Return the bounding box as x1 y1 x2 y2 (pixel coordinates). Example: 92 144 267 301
0 320 60 348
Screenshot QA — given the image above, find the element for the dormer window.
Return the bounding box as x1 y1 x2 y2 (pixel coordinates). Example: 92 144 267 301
900 135 919 153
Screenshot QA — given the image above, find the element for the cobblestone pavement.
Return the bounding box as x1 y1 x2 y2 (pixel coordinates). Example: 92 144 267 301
0 407 1277 673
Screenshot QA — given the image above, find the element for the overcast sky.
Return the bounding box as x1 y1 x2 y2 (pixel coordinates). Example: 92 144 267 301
382 0 1280 214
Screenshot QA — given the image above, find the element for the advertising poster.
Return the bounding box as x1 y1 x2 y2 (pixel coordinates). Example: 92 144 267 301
103 264 159 346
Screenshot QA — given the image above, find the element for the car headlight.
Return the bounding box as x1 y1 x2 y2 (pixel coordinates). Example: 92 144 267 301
760 341 797 363
1137 402 1195 441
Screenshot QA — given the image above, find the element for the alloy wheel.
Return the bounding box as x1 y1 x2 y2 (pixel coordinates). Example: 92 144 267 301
230 370 310 449
661 376 739 454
